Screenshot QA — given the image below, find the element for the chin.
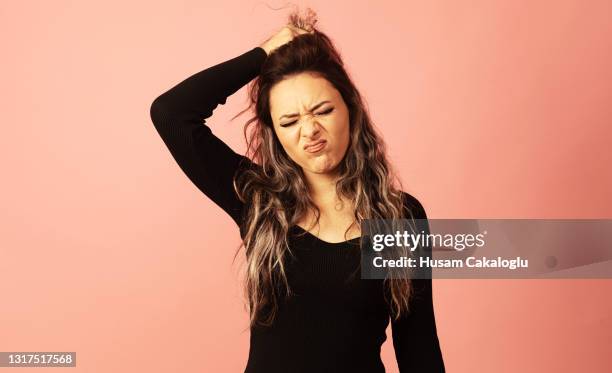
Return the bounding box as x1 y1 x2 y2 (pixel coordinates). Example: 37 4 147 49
308 159 340 174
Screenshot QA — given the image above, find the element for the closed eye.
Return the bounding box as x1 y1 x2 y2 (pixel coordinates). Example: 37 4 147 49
279 107 335 127
316 107 334 116
280 120 298 127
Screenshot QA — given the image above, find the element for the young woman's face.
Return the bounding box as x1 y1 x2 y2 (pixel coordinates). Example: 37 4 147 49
269 72 350 176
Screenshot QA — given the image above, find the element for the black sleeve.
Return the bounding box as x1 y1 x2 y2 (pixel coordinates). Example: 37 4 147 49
391 193 445 372
149 47 267 227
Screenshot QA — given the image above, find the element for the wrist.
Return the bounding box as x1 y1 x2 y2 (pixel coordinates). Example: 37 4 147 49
259 43 271 56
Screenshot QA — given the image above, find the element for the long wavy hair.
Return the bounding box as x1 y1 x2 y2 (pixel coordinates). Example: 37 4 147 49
232 12 415 328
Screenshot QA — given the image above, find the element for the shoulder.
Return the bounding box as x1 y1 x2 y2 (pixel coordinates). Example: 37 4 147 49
400 191 428 220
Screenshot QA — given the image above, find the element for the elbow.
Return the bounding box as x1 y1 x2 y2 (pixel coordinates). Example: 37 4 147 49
149 96 167 127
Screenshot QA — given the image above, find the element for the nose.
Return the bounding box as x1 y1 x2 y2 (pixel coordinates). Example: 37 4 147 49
301 114 321 138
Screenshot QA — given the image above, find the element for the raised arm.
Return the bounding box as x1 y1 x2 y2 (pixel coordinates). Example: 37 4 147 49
149 47 267 227
391 193 445 372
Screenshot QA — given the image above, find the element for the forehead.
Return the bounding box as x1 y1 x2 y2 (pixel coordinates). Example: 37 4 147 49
269 72 339 114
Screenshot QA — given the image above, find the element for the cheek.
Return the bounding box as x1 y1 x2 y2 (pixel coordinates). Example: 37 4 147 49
275 129 301 157
330 114 351 148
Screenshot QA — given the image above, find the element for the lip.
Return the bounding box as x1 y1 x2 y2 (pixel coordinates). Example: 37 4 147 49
304 140 327 153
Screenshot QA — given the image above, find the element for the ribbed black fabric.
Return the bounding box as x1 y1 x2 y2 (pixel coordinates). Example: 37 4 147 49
149 46 445 373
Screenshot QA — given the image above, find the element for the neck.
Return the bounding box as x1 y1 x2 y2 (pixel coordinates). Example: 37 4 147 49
303 170 340 205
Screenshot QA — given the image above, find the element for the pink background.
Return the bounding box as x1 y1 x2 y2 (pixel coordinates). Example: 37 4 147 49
2 0 611 371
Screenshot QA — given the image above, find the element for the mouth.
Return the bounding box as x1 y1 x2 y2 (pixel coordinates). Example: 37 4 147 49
304 140 327 153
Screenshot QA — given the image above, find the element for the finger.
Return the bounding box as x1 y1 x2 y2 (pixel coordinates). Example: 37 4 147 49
286 25 303 35
288 24 310 36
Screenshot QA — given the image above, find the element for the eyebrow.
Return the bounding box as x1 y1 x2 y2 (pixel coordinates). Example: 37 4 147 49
279 100 332 121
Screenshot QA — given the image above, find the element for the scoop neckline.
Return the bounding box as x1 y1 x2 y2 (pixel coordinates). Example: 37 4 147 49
291 225 361 246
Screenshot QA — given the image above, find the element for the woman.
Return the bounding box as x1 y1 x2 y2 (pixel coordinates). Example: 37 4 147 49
150 10 445 373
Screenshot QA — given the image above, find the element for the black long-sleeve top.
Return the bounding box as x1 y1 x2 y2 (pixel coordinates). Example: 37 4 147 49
149 46 445 373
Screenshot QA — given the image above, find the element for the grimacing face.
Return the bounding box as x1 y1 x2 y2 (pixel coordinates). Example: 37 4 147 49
269 72 351 176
